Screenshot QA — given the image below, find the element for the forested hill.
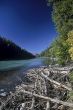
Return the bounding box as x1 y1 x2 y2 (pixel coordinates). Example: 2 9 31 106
0 37 35 60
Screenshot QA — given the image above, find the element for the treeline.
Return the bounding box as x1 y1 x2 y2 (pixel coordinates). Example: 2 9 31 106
40 0 73 65
0 37 35 60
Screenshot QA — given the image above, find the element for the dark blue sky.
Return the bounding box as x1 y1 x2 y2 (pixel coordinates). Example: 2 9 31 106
0 0 57 54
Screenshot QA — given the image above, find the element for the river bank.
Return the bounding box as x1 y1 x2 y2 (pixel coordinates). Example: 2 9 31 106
0 58 47 95
0 65 73 110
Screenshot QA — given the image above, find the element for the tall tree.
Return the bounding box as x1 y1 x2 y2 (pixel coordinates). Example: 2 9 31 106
48 0 73 36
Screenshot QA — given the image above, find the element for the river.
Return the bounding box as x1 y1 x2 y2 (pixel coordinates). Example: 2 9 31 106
0 58 49 96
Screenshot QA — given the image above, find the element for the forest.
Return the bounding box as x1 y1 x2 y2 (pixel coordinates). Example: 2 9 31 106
0 37 35 60
40 0 73 65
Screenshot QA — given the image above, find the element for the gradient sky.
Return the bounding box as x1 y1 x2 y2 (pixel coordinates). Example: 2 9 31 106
0 0 57 54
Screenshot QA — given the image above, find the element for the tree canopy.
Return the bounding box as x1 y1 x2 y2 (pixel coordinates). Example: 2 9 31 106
40 0 73 65
48 0 73 36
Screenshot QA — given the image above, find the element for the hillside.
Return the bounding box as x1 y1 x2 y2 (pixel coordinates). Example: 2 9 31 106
0 37 35 60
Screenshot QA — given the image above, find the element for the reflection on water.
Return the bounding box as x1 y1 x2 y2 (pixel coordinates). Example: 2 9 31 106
42 58 51 65
42 57 57 66
0 58 48 95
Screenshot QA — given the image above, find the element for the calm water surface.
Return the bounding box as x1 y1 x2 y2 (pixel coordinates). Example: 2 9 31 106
0 58 48 95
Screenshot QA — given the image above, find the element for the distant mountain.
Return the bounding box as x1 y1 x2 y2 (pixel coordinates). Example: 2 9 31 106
0 37 35 60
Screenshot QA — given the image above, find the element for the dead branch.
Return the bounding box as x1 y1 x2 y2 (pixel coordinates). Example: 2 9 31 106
46 101 50 110
40 72 72 91
19 90 73 108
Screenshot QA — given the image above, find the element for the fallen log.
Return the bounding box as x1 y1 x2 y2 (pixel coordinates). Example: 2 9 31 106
41 72 72 91
19 90 73 108
32 70 72 91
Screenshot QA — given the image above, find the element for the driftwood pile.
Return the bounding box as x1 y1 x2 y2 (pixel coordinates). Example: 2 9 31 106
1 66 73 110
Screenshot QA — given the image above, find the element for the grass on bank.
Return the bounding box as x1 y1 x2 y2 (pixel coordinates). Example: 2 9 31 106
68 71 73 102
69 71 73 82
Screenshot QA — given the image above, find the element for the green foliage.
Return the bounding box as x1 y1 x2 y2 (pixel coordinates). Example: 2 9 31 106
68 71 73 103
40 35 70 65
69 71 73 82
40 0 73 65
67 30 73 60
48 0 73 36
55 36 70 65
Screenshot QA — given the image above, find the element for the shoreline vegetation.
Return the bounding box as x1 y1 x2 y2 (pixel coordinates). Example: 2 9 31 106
40 0 73 66
0 65 73 110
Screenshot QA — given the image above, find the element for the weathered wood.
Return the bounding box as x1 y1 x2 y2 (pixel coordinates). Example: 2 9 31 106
46 101 50 110
43 69 50 76
41 72 72 91
30 75 38 110
30 96 35 110
20 103 26 110
43 78 47 95
1 66 73 110
20 90 73 108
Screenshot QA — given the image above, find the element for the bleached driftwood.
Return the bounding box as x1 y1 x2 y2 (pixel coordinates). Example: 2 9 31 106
41 72 72 91
20 103 26 110
19 90 73 108
46 101 50 110
2 66 73 110
30 96 35 110
30 74 38 110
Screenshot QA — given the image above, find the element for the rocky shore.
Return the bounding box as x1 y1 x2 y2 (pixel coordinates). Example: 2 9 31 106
0 65 73 110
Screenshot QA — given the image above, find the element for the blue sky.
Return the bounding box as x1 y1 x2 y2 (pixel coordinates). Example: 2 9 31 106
0 0 57 54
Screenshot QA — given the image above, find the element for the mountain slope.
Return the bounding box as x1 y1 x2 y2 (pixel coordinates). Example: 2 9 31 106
0 37 35 60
